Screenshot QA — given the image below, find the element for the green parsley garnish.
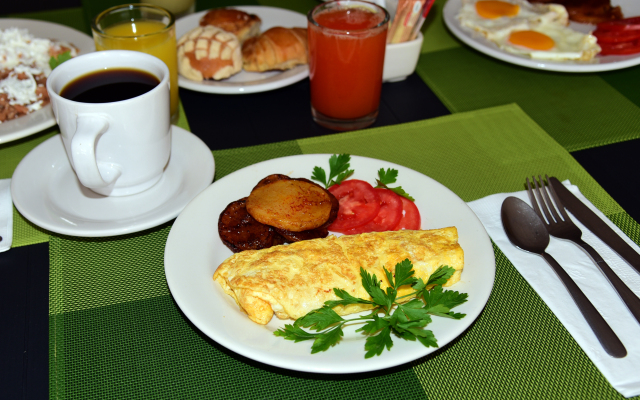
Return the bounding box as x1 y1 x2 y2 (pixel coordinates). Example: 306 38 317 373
311 153 354 188
274 259 468 358
375 168 415 201
49 51 72 70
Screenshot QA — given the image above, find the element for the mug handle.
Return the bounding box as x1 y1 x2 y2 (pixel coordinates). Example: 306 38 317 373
71 114 121 189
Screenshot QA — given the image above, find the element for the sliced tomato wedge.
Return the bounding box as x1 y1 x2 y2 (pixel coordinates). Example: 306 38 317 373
394 196 421 231
597 17 640 32
599 39 640 55
594 28 640 44
327 180 381 232
343 189 403 235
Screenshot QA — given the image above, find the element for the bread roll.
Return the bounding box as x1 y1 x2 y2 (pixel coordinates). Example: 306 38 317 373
199 8 261 43
242 27 308 72
177 25 242 81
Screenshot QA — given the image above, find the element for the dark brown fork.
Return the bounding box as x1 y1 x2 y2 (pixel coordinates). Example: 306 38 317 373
526 175 640 325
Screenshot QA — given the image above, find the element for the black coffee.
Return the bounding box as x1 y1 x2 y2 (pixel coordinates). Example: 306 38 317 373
60 68 160 103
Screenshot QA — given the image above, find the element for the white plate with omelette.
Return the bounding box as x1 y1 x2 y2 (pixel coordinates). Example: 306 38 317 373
175 6 309 94
164 154 496 374
443 0 640 72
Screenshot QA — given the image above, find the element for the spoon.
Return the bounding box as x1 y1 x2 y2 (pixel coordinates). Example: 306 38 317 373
501 196 626 358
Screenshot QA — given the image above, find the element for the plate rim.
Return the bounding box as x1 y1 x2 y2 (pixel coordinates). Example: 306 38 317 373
164 153 496 374
0 18 95 143
175 6 309 94
442 0 640 72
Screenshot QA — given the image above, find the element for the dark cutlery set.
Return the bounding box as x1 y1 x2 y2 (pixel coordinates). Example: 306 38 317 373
501 176 640 358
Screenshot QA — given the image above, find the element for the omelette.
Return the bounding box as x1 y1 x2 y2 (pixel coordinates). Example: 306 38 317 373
213 228 464 325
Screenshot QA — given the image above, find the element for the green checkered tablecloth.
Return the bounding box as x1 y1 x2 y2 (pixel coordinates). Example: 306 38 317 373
44 104 639 399
3 1 640 398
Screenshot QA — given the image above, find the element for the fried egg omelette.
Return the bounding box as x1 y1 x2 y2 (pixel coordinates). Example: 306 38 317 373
213 228 464 325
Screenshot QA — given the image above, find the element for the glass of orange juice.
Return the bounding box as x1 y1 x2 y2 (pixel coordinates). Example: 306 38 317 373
92 4 179 123
308 1 389 131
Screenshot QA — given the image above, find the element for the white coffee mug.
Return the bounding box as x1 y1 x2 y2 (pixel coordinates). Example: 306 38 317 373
47 50 171 197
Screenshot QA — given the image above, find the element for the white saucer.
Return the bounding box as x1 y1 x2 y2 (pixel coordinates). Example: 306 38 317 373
11 126 214 237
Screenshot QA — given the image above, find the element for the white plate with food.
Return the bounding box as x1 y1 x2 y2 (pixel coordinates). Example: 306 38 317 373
0 19 95 144
175 6 309 94
443 0 640 72
11 126 214 237
164 154 495 374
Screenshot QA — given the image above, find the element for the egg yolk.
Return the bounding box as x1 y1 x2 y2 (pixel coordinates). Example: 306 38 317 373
508 30 555 50
475 1 520 19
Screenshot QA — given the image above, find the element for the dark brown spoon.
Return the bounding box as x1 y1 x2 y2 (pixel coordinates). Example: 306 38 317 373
501 196 626 358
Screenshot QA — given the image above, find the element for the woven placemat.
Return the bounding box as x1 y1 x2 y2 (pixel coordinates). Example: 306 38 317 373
49 104 638 399
416 48 640 153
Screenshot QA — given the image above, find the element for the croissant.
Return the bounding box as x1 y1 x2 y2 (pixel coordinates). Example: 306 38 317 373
241 27 308 72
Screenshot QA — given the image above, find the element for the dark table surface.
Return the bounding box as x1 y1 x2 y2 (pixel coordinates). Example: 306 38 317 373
2 3 640 399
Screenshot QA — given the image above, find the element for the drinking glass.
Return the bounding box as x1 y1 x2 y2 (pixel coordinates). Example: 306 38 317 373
308 1 390 131
92 4 179 123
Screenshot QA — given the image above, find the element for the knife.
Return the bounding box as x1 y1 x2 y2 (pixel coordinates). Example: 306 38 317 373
549 177 640 275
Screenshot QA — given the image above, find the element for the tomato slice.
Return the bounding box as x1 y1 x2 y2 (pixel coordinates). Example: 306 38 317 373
599 39 640 55
394 196 421 231
343 189 403 235
597 17 640 32
594 29 640 44
327 180 381 232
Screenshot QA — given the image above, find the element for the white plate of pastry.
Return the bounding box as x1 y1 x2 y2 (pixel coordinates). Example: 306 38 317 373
175 6 309 94
164 154 496 374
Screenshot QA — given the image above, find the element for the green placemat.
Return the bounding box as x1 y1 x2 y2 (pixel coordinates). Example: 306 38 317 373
49 104 639 399
416 47 640 153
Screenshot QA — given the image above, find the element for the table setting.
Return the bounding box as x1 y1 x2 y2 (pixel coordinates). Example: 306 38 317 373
2 0 640 399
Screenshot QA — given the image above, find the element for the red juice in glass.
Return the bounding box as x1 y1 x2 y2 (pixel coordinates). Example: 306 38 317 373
308 1 389 130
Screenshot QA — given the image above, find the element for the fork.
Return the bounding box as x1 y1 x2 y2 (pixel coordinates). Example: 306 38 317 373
527 175 640 325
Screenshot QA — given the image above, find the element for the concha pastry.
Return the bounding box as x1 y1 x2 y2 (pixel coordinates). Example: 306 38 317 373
177 25 242 81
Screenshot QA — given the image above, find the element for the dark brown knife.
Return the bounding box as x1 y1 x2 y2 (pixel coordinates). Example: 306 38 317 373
549 177 640 275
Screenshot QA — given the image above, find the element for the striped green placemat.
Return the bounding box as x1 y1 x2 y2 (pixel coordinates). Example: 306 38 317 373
49 104 638 399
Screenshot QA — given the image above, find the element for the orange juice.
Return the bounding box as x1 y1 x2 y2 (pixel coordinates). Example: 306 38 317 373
93 10 179 122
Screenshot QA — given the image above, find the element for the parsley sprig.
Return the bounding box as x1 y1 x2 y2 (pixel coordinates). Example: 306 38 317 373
274 259 468 358
311 153 354 188
311 154 415 201
375 168 414 201
49 51 72 70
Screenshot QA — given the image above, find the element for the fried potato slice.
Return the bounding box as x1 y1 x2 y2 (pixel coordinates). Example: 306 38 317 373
246 178 333 232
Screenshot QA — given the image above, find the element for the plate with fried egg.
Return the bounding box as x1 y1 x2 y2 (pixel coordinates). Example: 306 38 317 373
443 0 640 72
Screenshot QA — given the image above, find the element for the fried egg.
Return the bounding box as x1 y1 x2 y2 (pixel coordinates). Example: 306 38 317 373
496 23 600 60
458 0 568 40
457 0 600 61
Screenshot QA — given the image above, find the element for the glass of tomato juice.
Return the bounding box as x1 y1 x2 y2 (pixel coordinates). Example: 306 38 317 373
308 1 389 131
92 4 179 123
